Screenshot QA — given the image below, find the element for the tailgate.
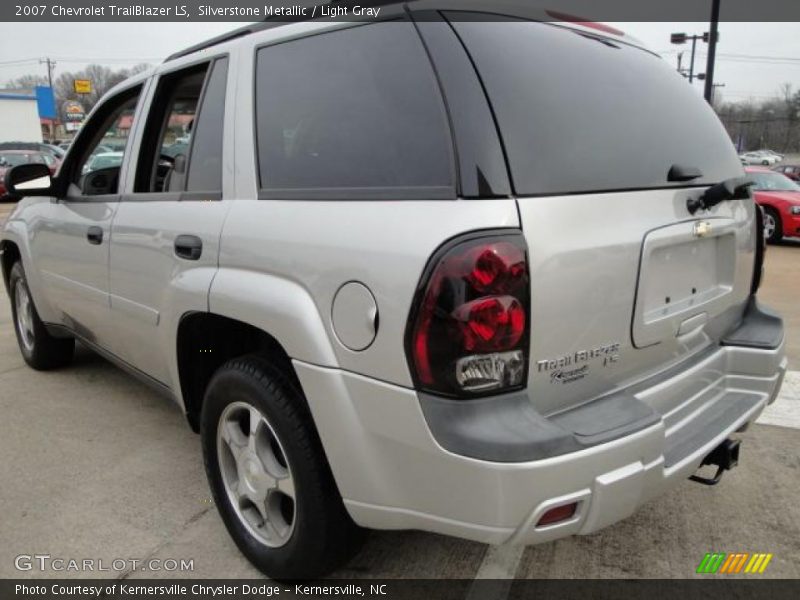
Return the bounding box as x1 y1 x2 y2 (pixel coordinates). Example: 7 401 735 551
518 188 756 416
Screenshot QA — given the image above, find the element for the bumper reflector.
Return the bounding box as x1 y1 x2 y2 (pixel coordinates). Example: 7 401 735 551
537 502 578 527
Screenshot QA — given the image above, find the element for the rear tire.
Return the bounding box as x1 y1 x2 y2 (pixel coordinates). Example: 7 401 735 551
763 207 783 244
762 159 770 166
9 261 74 370
201 355 364 580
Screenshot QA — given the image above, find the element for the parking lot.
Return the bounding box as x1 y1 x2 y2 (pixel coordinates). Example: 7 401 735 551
0 202 798 580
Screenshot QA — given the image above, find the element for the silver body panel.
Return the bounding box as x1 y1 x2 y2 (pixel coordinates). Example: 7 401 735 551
518 188 755 417
0 15 785 545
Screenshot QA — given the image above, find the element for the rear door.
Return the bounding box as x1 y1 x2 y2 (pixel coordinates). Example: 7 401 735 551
447 15 755 415
107 56 232 384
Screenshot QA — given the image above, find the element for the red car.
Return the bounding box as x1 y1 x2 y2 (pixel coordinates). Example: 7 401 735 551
746 166 800 243
0 149 60 201
773 164 800 182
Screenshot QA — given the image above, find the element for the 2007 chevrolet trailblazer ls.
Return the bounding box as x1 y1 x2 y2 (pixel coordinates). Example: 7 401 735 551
1 1 786 579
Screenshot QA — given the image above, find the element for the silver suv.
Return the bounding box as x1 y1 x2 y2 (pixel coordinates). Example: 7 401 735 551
1 5 787 580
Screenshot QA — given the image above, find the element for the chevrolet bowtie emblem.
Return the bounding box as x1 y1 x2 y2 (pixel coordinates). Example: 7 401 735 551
693 221 712 238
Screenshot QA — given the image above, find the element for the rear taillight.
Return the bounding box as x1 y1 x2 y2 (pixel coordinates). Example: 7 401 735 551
752 204 766 294
406 231 530 398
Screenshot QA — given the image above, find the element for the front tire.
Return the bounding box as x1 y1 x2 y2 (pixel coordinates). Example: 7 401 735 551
8 261 74 370
763 207 783 244
201 355 363 579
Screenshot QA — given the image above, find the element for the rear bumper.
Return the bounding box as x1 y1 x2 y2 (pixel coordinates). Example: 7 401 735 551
295 305 786 545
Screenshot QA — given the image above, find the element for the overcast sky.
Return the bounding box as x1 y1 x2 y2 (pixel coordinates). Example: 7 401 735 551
1 21 798 103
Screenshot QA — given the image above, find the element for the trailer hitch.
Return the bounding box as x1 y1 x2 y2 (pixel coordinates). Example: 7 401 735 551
689 439 740 486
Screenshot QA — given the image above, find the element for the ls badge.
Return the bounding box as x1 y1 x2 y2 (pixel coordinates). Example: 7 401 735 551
537 342 620 384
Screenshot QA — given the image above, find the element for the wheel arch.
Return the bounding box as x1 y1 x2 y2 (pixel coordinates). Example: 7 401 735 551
0 221 58 322
0 238 21 294
176 312 306 432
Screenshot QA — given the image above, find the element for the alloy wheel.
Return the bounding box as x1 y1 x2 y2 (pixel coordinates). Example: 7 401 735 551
14 280 35 353
764 212 776 241
216 401 296 548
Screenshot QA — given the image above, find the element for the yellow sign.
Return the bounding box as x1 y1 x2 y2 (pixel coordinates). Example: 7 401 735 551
73 79 92 94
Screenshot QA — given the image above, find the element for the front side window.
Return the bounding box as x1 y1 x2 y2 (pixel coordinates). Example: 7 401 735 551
134 57 228 195
75 93 139 189
254 22 454 198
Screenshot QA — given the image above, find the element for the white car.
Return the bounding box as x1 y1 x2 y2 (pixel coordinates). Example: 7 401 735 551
740 151 779 166
758 149 784 161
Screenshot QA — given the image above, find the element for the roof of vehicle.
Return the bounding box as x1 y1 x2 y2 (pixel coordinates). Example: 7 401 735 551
744 166 774 173
165 0 647 62
92 151 124 158
96 1 648 124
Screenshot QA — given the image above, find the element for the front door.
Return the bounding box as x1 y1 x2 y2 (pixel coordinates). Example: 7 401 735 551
29 86 144 344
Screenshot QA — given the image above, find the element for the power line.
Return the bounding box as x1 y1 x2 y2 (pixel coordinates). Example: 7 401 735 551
54 57 161 63
660 49 800 65
0 58 40 66
715 52 800 62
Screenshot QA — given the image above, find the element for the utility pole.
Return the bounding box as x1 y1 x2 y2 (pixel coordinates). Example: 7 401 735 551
711 82 726 104
704 0 721 104
39 57 55 90
38 57 56 141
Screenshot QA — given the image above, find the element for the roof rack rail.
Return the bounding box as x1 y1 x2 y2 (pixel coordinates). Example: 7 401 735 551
164 0 410 63
164 22 281 62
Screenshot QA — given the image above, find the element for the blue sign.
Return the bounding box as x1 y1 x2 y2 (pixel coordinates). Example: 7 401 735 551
35 85 56 119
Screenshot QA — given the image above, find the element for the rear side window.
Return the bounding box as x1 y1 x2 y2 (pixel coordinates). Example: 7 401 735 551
187 58 228 192
254 22 455 199
449 15 742 196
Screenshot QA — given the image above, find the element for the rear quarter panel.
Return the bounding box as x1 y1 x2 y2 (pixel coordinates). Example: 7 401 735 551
212 199 520 386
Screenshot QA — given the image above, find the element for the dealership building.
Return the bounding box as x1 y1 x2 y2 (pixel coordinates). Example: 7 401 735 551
0 85 62 143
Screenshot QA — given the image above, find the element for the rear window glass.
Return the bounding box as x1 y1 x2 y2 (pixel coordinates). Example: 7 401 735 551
449 15 742 196
254 22 454 199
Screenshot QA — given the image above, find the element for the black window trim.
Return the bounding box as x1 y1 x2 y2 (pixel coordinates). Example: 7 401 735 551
410 9 513 199
251 17 459 202
128 53 229 202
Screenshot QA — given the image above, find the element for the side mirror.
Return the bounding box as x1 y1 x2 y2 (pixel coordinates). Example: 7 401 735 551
4 163 53 197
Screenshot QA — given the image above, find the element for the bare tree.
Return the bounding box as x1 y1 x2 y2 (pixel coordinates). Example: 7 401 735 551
717 84 800 154
52 63 152 119
4 74 49 90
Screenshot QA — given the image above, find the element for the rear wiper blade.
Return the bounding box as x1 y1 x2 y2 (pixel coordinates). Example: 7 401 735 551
687 177 753 214
668 164 703 182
